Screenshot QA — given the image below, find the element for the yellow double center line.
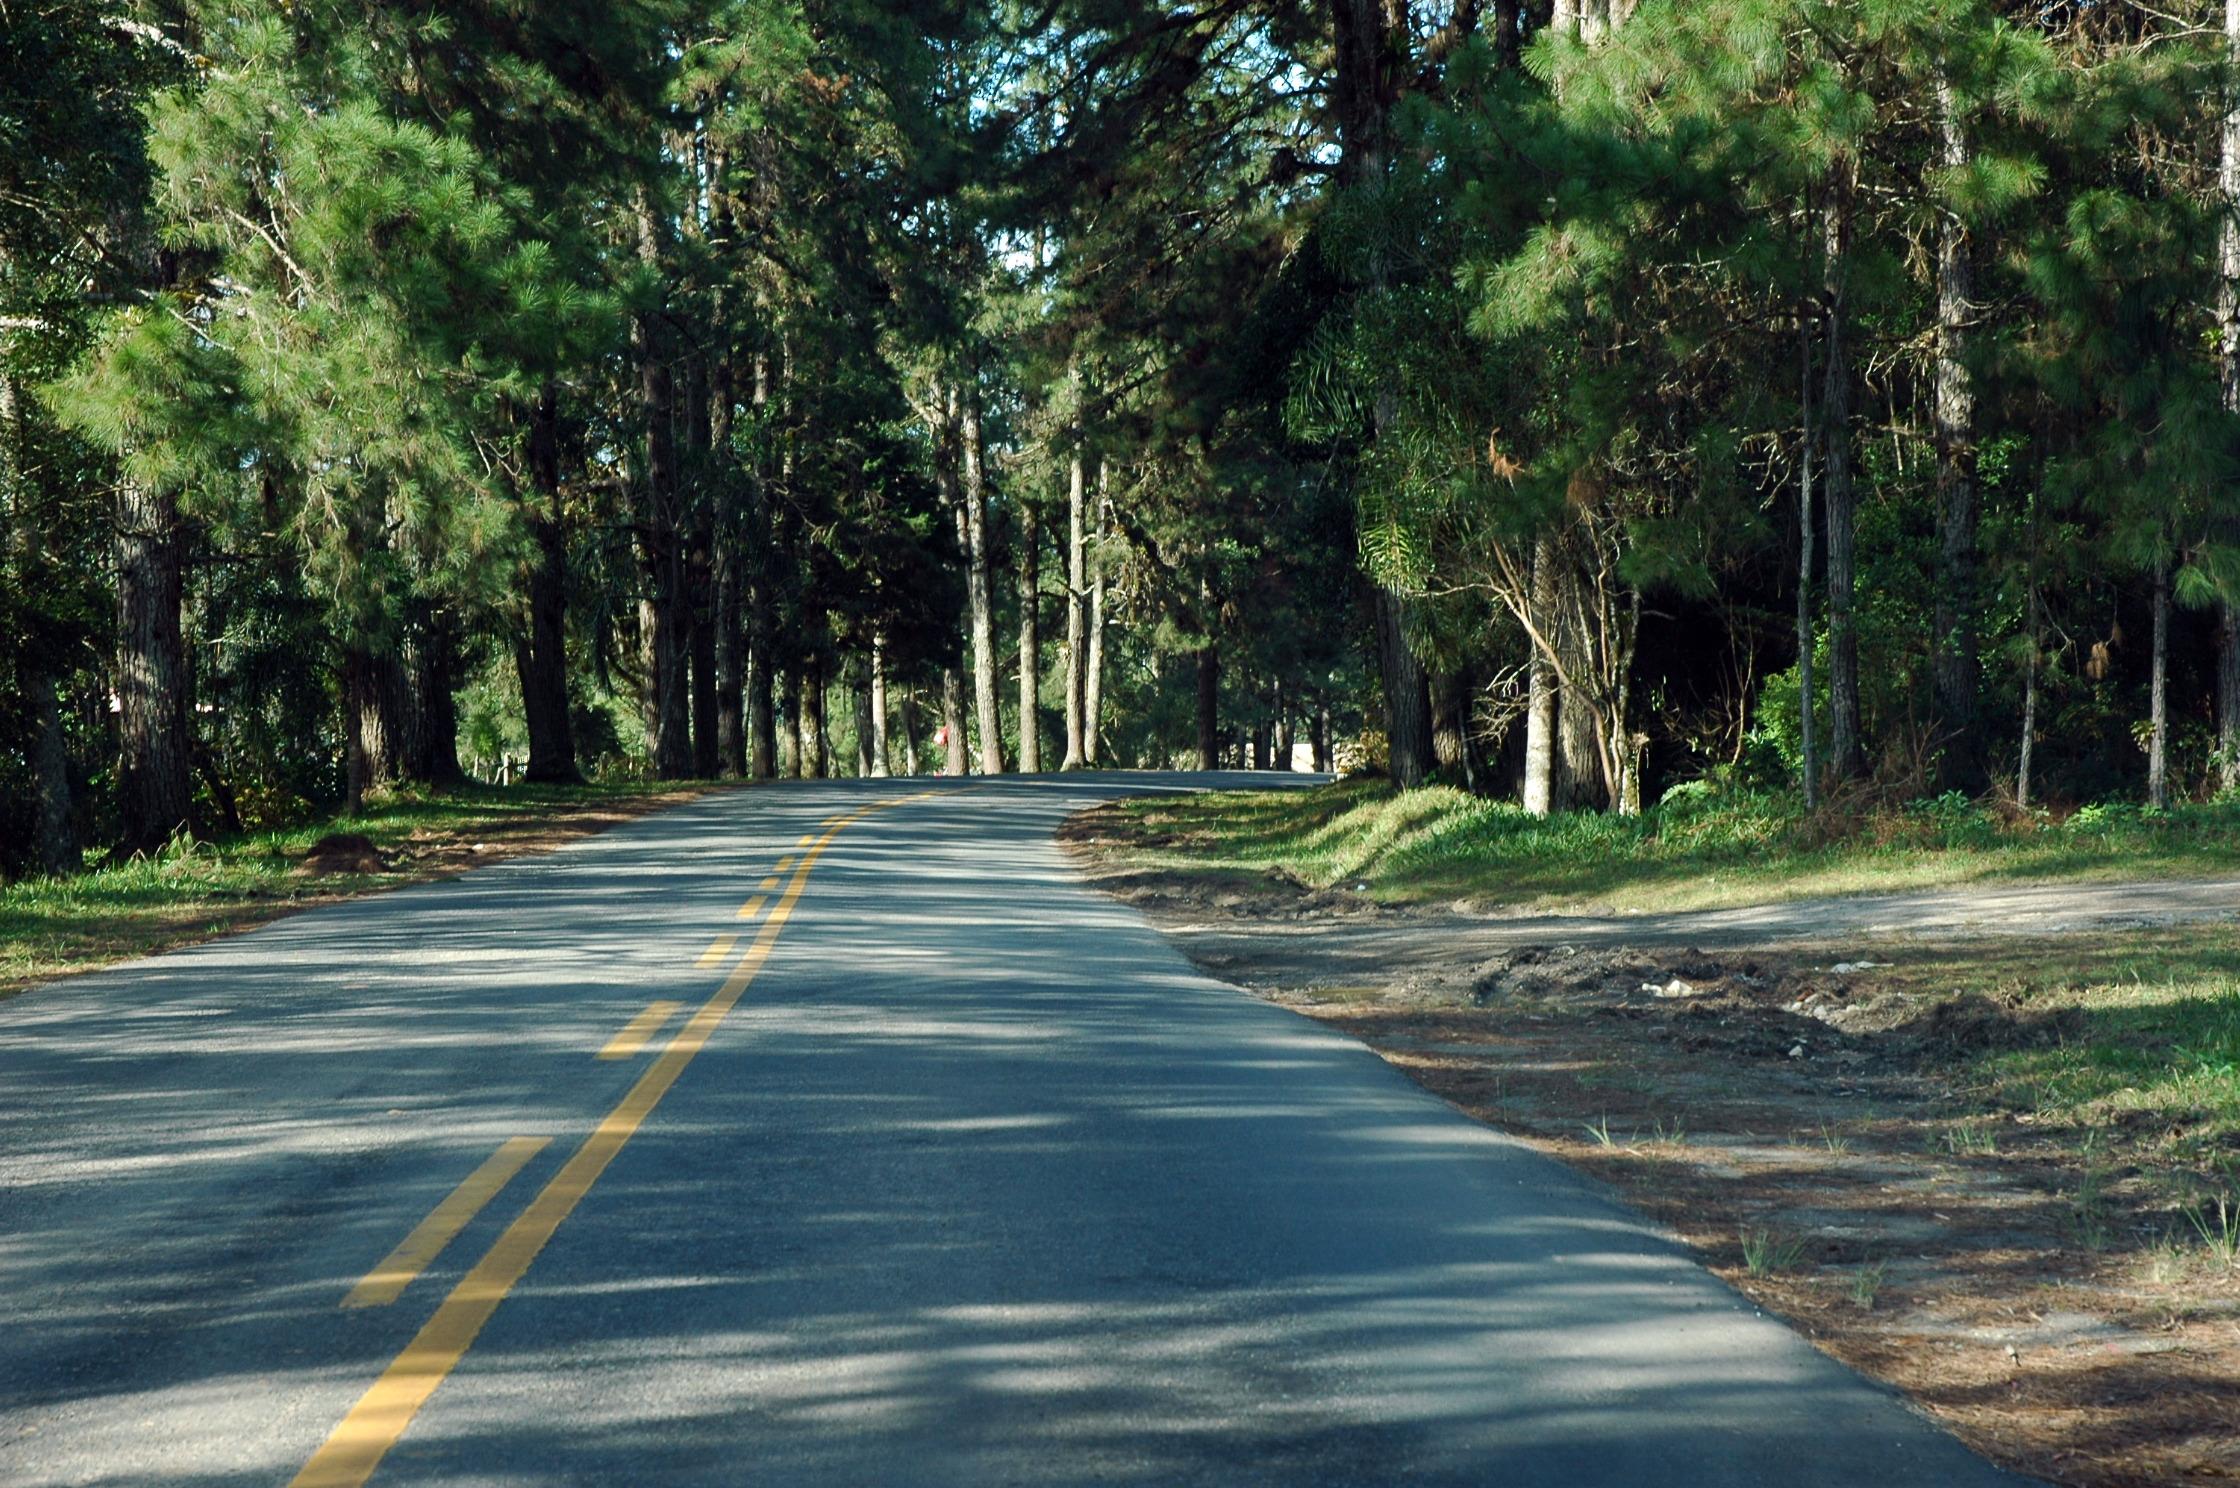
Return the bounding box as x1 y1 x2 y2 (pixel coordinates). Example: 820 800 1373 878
292 798 915 1488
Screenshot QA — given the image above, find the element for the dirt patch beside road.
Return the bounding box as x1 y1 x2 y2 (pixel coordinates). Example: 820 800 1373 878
1064 808 2240 1488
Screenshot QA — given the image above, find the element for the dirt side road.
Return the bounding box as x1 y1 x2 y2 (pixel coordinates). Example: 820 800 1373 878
1064 812 2240 1488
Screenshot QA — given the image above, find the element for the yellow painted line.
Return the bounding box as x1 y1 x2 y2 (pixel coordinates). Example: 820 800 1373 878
694 934 737 970
798 833 816 846
774 856 796 873
290 799 902 1488
758 876 780 892
595 1000 685 1060
340 1138 550 1311
734 894 768 922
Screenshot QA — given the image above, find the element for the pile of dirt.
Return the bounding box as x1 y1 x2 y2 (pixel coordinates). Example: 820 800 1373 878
298 833 387 876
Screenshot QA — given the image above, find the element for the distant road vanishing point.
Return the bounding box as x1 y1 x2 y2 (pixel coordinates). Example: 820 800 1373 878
0 774 2033 1486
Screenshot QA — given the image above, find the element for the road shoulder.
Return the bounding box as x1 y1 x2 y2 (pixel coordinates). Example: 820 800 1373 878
1063 805 2240 1488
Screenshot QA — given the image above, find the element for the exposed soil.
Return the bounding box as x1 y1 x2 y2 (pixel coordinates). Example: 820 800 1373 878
1063 809 2240 1488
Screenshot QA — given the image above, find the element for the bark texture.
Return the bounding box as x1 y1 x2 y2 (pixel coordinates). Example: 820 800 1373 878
114 477 191 849
1931 78 1984 794
1017 497 1041 772
518 390 579 782
1821 176 1864 781
1062 449 1088 769
962 394 1004 772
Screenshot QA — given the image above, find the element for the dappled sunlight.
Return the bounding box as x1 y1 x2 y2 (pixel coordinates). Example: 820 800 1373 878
0 775 2018 1486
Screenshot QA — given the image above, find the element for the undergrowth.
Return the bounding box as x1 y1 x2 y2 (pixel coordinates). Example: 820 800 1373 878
1102 777 2240 914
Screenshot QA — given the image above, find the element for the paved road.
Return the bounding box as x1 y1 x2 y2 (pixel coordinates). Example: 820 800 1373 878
0 774 2031 1487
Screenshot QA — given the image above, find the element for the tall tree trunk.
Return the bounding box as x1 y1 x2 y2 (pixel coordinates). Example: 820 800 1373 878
746 350 777 781
2219 0 2240 795
1274 680 1295 770
712 348 746 780
2219 611 2240 797
869 634 891 777
517 388 579 783
1196 642 1221 770
635 192 691 779
1431 668 1475 790
685 353 717 779
1932 78 1983 794
115 477 191 850
1062 448 1088 769
786 670 808 779
962 393 1004 772
809 661 831 778
1822 175 1864 781
1374 588 1435 788
2150 555 2171 808
30 672 78 874
1084 462 1109 766
1018 496 1042 771
404 614 464 785
1331 0 1437 792
342 647 407 816
2019 580 2040 811
1313 697 1332 773
3 371 78 870
852 673 874 777
1797 308 1819 808
1523 538 1557 815
748 642 777 780
899 687 921 776
941 666 970 775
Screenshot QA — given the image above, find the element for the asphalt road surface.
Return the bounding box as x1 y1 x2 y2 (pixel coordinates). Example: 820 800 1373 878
0 774 2033 1487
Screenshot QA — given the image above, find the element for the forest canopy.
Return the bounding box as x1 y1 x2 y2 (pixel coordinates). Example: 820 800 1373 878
7 0 2240 874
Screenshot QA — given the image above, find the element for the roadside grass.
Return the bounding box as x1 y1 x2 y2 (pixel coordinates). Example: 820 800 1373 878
1931 930 2240 1177
0 779 707 999
1099 776 2240 914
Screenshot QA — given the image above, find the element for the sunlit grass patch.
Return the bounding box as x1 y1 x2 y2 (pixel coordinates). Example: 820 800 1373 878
1100 779 2240 914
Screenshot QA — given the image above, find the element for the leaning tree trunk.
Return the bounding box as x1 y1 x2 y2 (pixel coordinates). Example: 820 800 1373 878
2150 555 2171 809
1017 496 1042 772
1062 448 1088 769
1822 172 1864 781
1931 76 1984 795
962 394 1004 773
115 477 192 850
